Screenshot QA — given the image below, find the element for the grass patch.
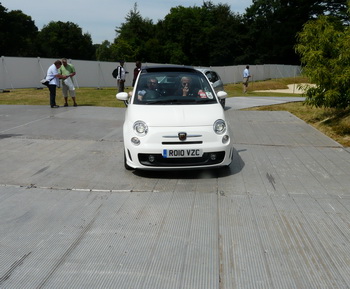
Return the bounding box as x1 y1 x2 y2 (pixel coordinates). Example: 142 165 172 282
224 76 309 97
0 87 131 108
0 76 307 106
247 103 350 147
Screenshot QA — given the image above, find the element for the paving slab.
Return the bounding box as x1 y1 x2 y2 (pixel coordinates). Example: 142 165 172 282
226 96 304 110
0 103 350 289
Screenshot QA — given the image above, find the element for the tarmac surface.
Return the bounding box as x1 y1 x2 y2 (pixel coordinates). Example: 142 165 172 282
1 97 350 289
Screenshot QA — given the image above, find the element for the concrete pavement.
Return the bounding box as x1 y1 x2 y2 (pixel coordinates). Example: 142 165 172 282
1 99 350 289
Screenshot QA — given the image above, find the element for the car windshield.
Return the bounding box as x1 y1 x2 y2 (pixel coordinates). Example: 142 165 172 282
133 71 218 105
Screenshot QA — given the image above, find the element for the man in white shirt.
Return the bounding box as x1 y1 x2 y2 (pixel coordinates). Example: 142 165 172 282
243 65 251 93
116 60 126 93
46 60 67 108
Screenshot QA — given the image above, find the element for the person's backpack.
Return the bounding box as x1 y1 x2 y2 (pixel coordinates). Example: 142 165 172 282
112 67 120 79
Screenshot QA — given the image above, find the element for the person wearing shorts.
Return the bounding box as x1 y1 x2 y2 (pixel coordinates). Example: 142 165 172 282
60 58 77 107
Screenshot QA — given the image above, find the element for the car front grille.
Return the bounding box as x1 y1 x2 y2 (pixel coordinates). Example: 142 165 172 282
162 141 203 145
138 151 225 167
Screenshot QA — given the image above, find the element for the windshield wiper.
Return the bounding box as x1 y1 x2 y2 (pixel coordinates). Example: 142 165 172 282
145 100 171 104
196 98 216 104
145 98 213 105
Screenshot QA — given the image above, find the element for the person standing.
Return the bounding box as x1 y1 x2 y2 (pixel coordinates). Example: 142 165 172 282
132 61 141 87
116 60 126 93
59 58 77 107
243 65 251 93
46 60 67 108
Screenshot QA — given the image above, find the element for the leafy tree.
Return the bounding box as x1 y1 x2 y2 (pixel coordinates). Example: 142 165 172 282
160 5 204 65
296 15 350 108
0 4 38 56
95 41 113 61
110 39 134 61
114 3 156 61
244 0 348 65
201 2 245 65
37 21 95 60
142 1 244 66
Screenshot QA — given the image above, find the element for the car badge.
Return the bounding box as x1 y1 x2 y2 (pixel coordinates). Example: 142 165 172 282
178 132 187 141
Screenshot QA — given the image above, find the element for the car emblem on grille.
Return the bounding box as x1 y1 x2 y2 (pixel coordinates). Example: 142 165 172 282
178 132 187 141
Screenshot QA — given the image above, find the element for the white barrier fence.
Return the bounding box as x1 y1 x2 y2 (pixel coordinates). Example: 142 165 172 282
0 56 301 90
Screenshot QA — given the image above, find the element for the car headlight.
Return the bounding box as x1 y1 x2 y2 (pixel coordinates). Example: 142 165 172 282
213 119 226 134
133 120 148 136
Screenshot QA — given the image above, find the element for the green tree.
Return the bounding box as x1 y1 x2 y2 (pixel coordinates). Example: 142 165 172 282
110 39 134 61
0 4 38 56
244 0 348 65
114 3 156 61
160 5 203 65
201 2 244 65
295 15 350 108
37 21 95 60
114 1 244 66
95 41 113 61
156 2 244 66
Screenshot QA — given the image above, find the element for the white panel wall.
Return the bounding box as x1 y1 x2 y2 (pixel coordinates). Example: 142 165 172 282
0 56 301 90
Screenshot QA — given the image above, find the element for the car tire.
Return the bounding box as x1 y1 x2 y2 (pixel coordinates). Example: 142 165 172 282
124 151 133 170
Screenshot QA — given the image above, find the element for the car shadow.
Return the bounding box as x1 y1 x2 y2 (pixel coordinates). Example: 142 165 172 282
133 147 245 179
0 134 22 139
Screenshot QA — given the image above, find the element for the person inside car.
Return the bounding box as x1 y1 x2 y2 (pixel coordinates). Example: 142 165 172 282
177 76 207 98
137 77 161 101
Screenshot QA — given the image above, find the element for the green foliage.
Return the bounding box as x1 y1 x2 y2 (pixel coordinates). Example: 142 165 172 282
296 15 350 108
0 4 38 56
37 21 95 60
113 3 156 61
1 0 349 65
244 0 348 65
95 41 113 61
110 39 134 61
113 2 245 66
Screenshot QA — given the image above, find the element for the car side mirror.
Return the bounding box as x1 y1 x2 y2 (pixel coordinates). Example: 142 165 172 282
216 91 227 99
116 92 128 101
116 92 129 107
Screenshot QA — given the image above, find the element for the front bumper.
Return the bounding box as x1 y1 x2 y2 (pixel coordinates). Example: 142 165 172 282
123 124 234 170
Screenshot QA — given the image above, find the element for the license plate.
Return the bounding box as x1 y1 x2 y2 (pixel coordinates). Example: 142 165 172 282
162 149 203 158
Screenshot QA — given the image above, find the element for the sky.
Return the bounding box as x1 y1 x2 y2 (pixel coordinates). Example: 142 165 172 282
1 0 253 44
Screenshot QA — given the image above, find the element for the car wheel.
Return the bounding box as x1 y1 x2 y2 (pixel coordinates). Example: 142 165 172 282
124 151 133 170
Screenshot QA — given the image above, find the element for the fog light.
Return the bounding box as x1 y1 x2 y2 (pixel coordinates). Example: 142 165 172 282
131 137 140 145
148 155 155 163
210 153 217 161
222 135 229 144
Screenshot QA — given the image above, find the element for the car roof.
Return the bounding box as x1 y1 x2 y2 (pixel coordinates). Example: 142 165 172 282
195 67 214 73
140 65 198 73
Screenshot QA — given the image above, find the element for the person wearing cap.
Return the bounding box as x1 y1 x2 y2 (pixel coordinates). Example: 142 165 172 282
116 60 126 93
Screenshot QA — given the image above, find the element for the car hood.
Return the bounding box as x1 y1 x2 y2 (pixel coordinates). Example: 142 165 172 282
127 104 225 127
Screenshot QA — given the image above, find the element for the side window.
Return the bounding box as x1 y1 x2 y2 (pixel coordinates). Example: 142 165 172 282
211 72 219 82
205 71 213 82
199 74 212 93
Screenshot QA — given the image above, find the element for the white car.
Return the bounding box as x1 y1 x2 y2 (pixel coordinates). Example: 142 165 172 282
116 65 234 170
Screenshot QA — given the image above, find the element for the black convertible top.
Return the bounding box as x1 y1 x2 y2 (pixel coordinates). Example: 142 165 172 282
140 65 198 74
